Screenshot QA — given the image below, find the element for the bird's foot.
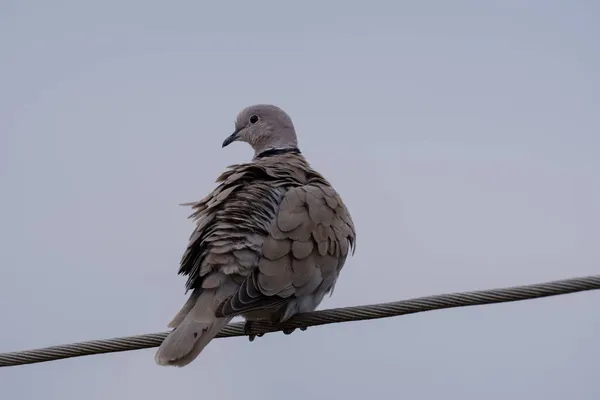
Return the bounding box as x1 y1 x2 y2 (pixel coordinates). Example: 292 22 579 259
245 320 308 340
282 326 308 335
244 321 265 342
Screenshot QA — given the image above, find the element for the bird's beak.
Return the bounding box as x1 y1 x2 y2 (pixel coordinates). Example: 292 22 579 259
222 129 241 148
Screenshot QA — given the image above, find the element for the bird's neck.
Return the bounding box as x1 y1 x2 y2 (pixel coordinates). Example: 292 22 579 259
254 147 302 160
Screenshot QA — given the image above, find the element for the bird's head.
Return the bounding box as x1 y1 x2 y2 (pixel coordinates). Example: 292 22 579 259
222 104 299 158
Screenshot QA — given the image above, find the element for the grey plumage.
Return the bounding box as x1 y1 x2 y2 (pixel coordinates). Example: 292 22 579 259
155 104 356 367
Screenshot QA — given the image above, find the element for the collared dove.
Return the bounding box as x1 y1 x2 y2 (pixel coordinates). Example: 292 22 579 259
155 104 356 367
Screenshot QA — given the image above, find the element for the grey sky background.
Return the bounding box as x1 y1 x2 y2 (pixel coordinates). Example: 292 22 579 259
1 1 599 399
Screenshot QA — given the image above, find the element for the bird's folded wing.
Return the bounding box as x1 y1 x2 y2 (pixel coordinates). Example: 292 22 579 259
216 182 356 318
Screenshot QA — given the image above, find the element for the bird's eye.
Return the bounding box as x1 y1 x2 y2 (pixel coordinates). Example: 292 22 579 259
249 115 259 124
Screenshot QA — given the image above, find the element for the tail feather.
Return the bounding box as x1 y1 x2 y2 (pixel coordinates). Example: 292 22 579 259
167 290 200 329
155 316 231 367
155 287 234 367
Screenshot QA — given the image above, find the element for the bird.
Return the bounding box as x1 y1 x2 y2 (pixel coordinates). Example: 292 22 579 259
155 104 356 367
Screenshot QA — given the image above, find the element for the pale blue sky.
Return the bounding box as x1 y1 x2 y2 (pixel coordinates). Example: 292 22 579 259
1 1 599 399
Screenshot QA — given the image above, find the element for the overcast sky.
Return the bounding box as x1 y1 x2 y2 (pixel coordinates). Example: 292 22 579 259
1 1 599 399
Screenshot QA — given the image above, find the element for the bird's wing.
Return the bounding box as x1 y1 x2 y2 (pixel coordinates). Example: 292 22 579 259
215 176 356 320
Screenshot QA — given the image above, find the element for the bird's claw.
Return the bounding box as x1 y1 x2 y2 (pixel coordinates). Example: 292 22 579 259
245 321 308 340
244 321 264 342
282 326 308 335
248 333 264 342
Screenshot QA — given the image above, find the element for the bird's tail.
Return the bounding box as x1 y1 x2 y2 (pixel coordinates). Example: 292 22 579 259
155 288 233 367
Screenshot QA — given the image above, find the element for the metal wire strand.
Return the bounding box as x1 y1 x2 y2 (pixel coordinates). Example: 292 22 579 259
1 274 599 367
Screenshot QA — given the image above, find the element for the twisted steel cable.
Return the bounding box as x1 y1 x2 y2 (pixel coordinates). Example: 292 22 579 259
1 274 599 367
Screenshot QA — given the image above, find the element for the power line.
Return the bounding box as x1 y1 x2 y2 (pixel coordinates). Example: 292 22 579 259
1 274 599 368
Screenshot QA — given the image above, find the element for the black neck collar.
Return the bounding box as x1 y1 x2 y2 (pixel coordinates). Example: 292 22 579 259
256 147 301 159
